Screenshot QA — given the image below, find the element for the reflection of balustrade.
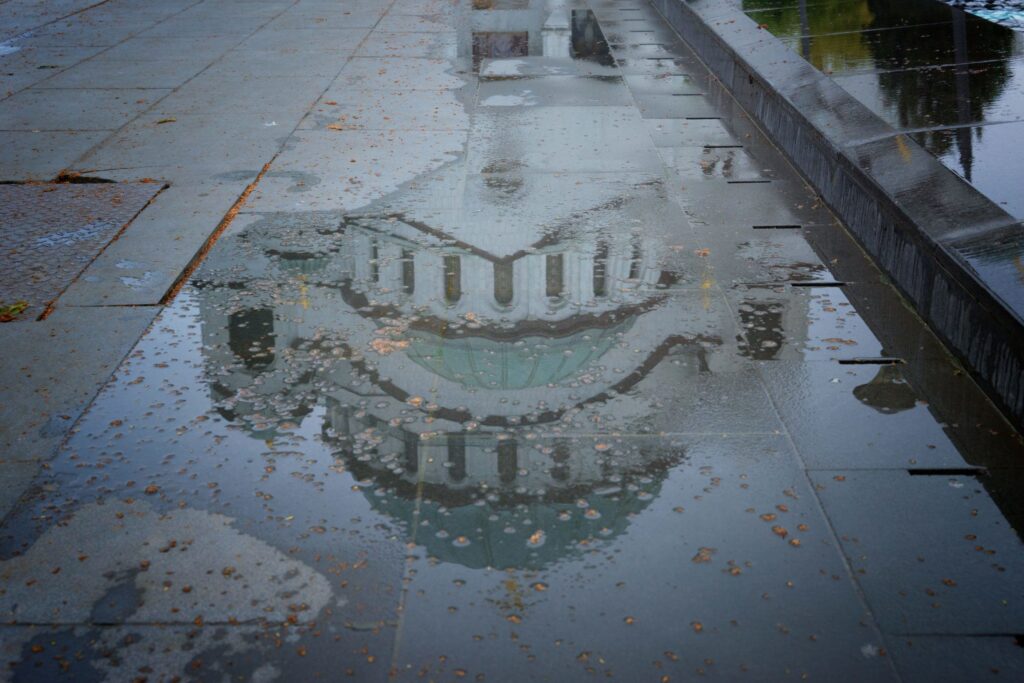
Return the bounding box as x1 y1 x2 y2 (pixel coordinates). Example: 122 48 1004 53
341 226 661 321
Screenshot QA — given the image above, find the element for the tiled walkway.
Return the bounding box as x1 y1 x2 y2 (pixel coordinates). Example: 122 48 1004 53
1 0 1023 680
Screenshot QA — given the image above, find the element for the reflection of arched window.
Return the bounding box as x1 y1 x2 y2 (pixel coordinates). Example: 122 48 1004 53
545 254 564 298
497 440 517 484
593 241 608 297
494 261 514 305
447 434 467 482
401 249 415 295
551 440 570 482
228 308 275 370
370 241 380 282
443 255 462 303
628 237 642 280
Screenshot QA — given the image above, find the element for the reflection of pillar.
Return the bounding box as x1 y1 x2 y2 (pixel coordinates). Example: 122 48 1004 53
401 248 415 295
403 429 419 473
798 0 811 62
448 434 467 482
542 11 570 57
444 255 462 303
952 7 974 182
593 241 608 297
498 440 517 483
494 261 514 305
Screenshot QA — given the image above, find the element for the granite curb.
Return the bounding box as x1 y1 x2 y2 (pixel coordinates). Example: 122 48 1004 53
651 0 1024 427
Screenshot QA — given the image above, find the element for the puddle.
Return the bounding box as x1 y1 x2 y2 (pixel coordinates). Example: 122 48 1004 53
3 1 1024 679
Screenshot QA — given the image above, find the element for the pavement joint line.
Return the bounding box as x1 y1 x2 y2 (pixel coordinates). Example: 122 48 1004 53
0 0 207 103
63 0 299 179
641 2 902 671
161 0 397 305
0 0 115 46
36 181 170 321
159 164 271 304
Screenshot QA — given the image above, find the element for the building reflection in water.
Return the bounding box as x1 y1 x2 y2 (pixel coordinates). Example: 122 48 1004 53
192 0 823 571
196 185 718 568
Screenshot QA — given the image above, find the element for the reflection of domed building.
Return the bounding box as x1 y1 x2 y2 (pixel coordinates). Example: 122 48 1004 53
191 4 733 567
194 169 722 567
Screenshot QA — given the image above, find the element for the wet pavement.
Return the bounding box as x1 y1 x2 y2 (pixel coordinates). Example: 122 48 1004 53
2 0 1024 680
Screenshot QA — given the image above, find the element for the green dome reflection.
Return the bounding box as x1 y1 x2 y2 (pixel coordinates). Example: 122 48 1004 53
404 319 633 390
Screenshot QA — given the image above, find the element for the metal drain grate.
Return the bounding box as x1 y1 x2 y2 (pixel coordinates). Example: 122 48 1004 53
0 182 164 321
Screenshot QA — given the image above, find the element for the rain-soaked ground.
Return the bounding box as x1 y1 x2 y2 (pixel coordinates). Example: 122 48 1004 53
2 0 1024 680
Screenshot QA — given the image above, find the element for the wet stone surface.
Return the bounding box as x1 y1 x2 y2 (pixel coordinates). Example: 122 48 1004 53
0 182 163 320
1 0 1024 680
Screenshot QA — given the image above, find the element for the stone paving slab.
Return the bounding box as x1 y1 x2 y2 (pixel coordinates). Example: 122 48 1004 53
0 182 163 316
0 305 158 464
33 55 212 89
759 361 971 471
0 130 107 179
887 635 1024 682
810 470 1024 635
0 45 105 95
0 86 170 130
58 179 251 306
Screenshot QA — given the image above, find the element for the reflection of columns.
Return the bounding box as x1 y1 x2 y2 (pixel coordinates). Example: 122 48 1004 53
952 7 974 182
498 440 517 483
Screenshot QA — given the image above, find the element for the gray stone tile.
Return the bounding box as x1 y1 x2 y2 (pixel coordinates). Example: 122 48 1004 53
810 470 1024 635
153 74 332 117
73 113 285 181
479 56 620 78
0 306 157 463
37 56 212 89
724 285 887 362
375 13 455 33
0 46 105 95
331 56 473 90
266 8 386 30
760 361 969 470
394 434 896 681
679 178 835 229
355 30 457 58
623 73 705 95
59 180 250 306
887 635 1024 682
659 145 774 182
0 622 398 681
242 128 467 213
478 76 633 108
237 27 369 52
99 35 239 63
0 462 39 524
0 130 107 180
466 106 662 174
0 87 168 131
301 87 471 131
633 92 722 119
644 117 741 147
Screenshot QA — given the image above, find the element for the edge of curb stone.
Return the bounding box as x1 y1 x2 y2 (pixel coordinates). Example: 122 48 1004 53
651 0 1024 428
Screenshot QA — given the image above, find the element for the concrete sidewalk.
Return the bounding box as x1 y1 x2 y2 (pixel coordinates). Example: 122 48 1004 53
1 0 1023 680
